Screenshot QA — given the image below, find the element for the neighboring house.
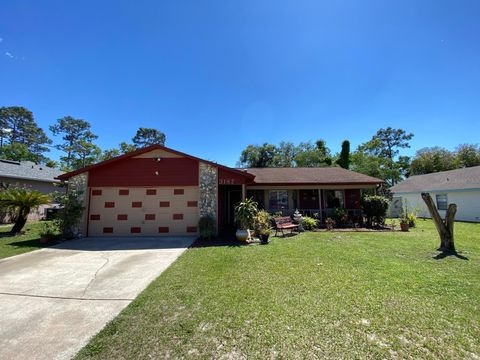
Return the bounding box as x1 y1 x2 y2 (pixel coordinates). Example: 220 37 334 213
0 159 64 221
57 145 383 237
390 165 480 222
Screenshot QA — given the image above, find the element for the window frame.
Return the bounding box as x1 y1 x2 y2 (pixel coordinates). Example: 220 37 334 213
435 194 448 211
268 190 289 210
324 190 345 209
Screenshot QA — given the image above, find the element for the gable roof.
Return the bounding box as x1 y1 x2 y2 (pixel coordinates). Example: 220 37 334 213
0 160 63 183
391 165 480 193
243 167 383 185
57 145 254 181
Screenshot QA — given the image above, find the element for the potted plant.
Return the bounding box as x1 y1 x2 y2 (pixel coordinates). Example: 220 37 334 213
254 210 272 244
234 198 258 241
400 217 410 232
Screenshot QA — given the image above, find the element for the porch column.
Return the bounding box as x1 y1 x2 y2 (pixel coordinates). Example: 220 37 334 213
318 189 323 222
242 184 246 200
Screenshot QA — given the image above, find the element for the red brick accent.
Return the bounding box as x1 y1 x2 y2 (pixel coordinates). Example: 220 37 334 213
173 213 183 220
187 226 197 233
146 189 157 195
159 201 170 207
145 214 156 220
92 189 102 196
187 201 198 207
117 214 128 220
103 227 113 233
90 214 100 220
174 189 184 195
130 227 141 233
105 202 115 208
158 227 169 233
132 201 142 208
119 189 129 195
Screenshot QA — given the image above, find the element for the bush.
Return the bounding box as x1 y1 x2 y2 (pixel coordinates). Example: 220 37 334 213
198 216 216 240
325 217 336 230
407 212 417 228
53 190 85 238
331 207 349 225
301 216 318 231
254 210 272 236
361 195 389 227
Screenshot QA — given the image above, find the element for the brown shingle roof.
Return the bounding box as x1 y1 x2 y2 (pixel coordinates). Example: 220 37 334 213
244 167 383 185
391 165 480 193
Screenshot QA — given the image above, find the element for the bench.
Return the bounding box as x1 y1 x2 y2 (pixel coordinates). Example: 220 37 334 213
273 216 299 237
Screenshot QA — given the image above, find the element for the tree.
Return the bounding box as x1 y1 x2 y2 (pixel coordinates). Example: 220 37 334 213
421 192 456 253
0 143 43 163
361 127 413 186
455 144 480 168
294 140 332 167
336 140 350 169
410 147 458 175
132 127 166 147
239 143 277 168
0 106 52 162
272 141 297 167
50 116 100 171
0 188 51 233
101 142 137 161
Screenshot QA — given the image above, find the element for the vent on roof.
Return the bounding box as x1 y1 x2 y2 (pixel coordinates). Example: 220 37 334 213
0 159 21 165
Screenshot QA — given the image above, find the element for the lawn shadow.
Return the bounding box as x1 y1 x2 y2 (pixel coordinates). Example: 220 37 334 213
8 238 56 249
433 250 469 261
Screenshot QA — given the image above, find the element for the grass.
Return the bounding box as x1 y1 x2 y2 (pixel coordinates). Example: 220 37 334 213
0 221 54 259
76 219 479 359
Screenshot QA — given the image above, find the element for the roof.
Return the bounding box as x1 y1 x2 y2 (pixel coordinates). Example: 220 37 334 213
391 166 480 193
57 144 254 181
0 160 63 183
243 167 383 185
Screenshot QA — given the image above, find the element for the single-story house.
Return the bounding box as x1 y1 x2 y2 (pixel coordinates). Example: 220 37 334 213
390 165 480 222
0 159 64 221
57 145 383 237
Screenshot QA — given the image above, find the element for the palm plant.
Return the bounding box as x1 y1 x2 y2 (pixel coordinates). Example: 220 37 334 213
0 188 51 234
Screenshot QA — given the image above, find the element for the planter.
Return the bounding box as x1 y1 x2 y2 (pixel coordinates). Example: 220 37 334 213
236 229 250 241
400 223 410 232
259 234 270 244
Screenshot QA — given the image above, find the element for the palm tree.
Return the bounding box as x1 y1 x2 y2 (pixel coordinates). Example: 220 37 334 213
0 188 51 234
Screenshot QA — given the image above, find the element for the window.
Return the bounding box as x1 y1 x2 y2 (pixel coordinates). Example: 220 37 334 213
268 190 289 210
325 190 345 208
436 194 448 210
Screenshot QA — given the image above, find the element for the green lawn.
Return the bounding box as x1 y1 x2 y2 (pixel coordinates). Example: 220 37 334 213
76 219 479 359
0 221 53 259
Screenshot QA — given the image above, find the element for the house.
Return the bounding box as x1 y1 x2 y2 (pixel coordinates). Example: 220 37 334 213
57 145 383 237
0 159 64 221
390 165 480 222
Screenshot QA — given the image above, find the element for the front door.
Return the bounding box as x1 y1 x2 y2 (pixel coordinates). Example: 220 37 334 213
227 189 242 227
299 189 320 210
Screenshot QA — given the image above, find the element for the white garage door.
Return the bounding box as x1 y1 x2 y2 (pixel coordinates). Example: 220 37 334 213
88 186 199 236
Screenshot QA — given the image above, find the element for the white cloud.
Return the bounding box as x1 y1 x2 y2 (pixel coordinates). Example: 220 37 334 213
5 51 13 58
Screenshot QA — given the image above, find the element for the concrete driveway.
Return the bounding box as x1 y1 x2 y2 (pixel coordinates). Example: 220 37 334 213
0 236 194 360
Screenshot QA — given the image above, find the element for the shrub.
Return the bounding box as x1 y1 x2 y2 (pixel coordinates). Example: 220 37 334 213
331 207 349 225
254 210 272 236
302 216 318 231
53 190 85 238
234 198 258 229
407 212 417 228
325 217 336 230
198 216 216 240
361 195 389 227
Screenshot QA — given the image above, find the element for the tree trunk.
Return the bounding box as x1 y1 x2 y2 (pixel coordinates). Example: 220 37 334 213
11 214 27 234
421 193 456 252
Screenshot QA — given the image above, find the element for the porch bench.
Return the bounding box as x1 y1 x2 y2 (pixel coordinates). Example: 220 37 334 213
273 216 299 237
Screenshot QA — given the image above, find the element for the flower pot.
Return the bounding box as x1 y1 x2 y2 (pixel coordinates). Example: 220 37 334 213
400 223 409 232
236 229 250 241
259 234 270 244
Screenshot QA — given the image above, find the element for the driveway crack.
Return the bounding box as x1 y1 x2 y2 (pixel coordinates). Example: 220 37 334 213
81 252 110 298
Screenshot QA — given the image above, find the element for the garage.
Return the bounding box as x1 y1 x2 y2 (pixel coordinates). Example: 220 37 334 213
88 186 199 236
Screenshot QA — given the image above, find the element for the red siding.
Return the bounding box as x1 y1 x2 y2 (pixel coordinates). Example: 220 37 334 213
158 227 169 233
90 214 100 220
88 158 199 187
145 214 156 220
117 214 128 220
218 168 248 185
174 189 184 195
104 202 115 208
159 201 170 207
132 201 142 208
119 189 129 195
187 226 197 233
173 213 183 220
92 189 102 196
131 227 141 233
146 189 157 195
187 201 198 207
103 227 113 233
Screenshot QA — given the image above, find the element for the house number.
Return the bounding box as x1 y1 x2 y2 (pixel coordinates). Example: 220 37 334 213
219 179 235 185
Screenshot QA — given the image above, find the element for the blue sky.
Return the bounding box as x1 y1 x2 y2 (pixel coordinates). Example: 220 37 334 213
1 0 479 167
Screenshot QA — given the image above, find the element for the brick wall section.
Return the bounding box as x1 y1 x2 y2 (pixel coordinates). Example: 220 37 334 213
199 162 218 234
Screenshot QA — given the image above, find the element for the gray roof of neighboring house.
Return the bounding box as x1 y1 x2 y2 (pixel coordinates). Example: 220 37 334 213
391 165 480 193
0 160 63 183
